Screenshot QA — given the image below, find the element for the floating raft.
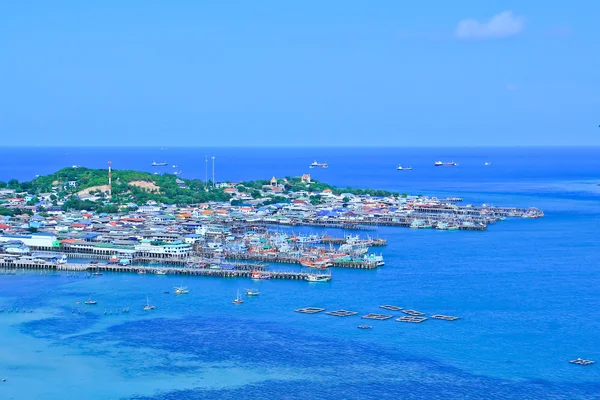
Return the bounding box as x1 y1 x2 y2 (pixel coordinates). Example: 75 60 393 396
295 307 325 314
569 358 595 366
326 310 358 317
357 325 372 329
402 309 425 316
396 316 427 323
379 305 403 311
430 314 459 321
362 313 393 321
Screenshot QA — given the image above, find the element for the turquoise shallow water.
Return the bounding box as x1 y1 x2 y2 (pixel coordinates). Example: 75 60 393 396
1 147 600 399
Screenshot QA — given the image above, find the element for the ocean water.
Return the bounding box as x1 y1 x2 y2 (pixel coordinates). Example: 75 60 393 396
0 147 599 399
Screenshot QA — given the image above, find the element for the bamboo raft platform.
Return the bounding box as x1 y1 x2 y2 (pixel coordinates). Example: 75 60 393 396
0 261 331 281
326 310 358 317
396 316 427 323
295 307 326 314
402 309 425 316
361 313 393 320
430 314 459 321
379 305 403 311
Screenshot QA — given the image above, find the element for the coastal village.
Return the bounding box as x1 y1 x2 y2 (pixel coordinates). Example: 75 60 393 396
0 167 544 281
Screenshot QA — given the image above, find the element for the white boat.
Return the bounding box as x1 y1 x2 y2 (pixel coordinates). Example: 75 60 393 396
484 162 491 166
155 269 167 275
305 274 331 283
143 297 156 310
245 288 260 296
233 289 244 304
151 161 168 166
434 161 457 167
397 165 413 171
172 164 178 168
138 269 146 274
173 171 182 175
84 296 97 305
174 286 189 295
309 160 328 168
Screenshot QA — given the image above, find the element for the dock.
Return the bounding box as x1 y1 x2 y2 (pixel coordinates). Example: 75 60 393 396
0 260 331 281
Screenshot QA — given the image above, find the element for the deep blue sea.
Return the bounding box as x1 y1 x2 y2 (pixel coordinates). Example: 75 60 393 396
0 147 599 400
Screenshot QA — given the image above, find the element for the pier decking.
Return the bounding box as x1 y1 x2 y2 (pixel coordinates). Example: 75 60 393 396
0 260 330 281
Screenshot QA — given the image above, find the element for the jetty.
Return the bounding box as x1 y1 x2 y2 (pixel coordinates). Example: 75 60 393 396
0 260 331 282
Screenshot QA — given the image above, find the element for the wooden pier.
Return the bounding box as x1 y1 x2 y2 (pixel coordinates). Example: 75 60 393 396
0 260 330 281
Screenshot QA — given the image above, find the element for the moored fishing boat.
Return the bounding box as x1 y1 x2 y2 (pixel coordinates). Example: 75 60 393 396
143 297 156 310
174 286 189 294
305 274 331 283
233 289 244 304
309 160 328 168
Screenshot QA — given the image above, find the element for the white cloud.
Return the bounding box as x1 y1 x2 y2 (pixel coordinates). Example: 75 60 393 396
455 11 525 40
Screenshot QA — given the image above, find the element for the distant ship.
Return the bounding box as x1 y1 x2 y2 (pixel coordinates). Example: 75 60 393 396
484 162 491 166
151 161 168 167
309 160 328 169
173 171 182 175
434 161 457 167
397 165 413 171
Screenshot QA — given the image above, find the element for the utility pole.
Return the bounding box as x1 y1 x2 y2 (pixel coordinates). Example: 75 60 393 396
211 156 215 189
205 155 208 191
108 160 112 199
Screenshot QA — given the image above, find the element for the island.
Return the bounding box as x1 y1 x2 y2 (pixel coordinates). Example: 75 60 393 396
0 167 543 279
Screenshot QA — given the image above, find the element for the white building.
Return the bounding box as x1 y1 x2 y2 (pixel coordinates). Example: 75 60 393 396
0 233 58 248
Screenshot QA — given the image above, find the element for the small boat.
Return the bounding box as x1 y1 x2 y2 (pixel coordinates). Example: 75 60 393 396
174 286 189 295
151 161 168 167
92 271 102 276
137 269 146 274
172 164 178 168
143 297 156 311
309 160 328 169
569 358 595 366
173 171 182 175
357 325 372 329
122 308 130 313
484 162 491 166
245 288 260 296
397 165 413 171
251 270 271 280
155 269 167 275
109 256 119 264
233 290 244 304
305 274 331 283
434 161 457 167
84 296 97 305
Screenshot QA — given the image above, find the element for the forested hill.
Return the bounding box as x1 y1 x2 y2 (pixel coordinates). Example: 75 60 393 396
0 167 397 210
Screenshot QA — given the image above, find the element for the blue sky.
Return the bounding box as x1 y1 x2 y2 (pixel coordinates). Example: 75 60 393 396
1 1 598 146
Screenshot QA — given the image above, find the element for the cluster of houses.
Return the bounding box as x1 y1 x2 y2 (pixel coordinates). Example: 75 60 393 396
0 174 543 264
